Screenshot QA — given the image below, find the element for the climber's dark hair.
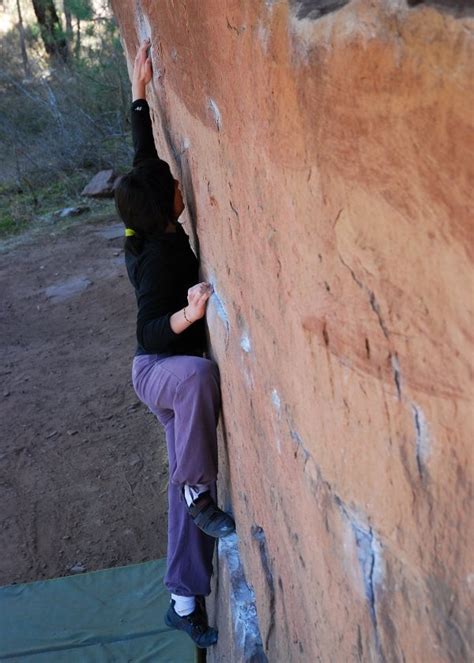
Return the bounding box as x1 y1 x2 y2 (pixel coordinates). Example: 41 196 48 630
114 159 175 255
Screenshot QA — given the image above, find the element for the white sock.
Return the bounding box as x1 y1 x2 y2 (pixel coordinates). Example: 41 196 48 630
171 593 196 616
184 483 209 507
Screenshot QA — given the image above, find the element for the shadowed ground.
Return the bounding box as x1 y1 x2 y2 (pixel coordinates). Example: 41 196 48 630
0 217 168 585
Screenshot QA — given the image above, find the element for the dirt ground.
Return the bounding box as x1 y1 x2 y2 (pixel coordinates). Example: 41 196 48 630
0 215 169 586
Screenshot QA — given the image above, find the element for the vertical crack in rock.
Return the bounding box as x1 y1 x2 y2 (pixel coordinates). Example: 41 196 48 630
369 291 390 340
153 92 202 264
390 353 402 400
290 0 351 20
289 428 311 463
352 522 385 661
336 499 386 662
357 624 364 660
322 322 330 347
412 403 430 480
332 207 344 229
338 254 364 289
229 199 240 218
251 526 276 651
365 337 371 359
163 125 181 169
219 533 268 662
339 254 391 341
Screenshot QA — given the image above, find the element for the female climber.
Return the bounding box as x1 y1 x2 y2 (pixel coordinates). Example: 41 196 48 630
114 39 235 649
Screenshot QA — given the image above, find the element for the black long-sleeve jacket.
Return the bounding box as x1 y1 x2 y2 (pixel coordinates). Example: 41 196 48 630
125 99 206 357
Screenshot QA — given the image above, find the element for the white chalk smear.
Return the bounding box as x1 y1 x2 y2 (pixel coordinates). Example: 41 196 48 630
208 98 221 130
240 334 251 353
271 389 281 411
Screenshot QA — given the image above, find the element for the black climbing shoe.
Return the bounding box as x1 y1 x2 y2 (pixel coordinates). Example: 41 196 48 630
195 595 208 625
164 600 218 649
186 491 236 538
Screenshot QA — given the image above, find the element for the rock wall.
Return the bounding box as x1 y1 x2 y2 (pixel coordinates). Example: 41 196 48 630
110 1 474 661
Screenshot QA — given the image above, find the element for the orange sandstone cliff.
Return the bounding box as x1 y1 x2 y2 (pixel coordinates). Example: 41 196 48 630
111 1 474 661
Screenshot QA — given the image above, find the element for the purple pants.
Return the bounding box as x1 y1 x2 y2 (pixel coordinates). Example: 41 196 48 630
132 353 220 597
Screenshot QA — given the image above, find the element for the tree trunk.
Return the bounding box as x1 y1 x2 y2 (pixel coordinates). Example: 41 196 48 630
30 0 68 62
16 0 31 78
64 5 73 42
75 17 81 59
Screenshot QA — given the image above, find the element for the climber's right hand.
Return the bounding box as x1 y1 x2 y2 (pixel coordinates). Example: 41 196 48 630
186 282 214 322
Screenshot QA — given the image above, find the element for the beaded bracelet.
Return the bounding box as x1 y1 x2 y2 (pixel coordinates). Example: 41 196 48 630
183 307 192 324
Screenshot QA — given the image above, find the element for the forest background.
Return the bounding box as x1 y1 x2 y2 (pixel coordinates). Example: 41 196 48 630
0 0 131 238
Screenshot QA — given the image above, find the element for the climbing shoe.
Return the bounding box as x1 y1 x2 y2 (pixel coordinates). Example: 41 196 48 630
186 491 236 538
164 600 218 649
195 595 208 625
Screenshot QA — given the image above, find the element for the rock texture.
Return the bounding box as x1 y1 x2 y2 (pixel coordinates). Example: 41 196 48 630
111 1 474 661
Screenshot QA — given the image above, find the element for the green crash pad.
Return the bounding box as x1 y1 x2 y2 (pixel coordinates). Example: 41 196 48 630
0 559 196 662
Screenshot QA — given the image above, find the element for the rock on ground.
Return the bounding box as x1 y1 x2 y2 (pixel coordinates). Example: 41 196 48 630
81 170 118 198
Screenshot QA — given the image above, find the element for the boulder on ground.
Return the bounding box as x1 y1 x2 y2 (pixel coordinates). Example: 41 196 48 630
81 170 117 198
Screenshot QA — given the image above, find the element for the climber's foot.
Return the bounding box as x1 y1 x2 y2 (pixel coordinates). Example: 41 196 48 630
186 491 235 538
164 600 218 649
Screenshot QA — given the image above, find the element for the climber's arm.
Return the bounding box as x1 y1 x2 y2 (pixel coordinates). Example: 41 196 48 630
131 39 159 165
132 38 152 102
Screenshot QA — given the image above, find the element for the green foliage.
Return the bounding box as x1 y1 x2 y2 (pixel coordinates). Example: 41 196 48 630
0 176 116 238
0 1 133 238
25 23 41 44
65 0 94 21
0 187 30 237
52 22 66 41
